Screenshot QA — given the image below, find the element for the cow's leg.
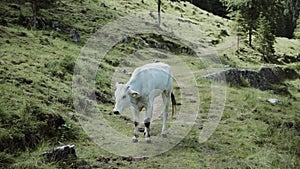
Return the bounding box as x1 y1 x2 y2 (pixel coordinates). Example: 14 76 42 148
144 121 151 143
161 92 170 138
132 108 139 143
144 103 153 144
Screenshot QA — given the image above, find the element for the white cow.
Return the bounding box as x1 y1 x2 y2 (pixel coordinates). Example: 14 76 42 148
113 62 176 143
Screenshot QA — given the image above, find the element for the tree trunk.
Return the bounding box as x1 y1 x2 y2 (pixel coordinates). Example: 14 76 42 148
248 26 253 47
32 0 37 29
158 0 161 27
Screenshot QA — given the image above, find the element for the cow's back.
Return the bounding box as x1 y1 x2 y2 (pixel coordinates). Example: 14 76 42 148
128 63 172 95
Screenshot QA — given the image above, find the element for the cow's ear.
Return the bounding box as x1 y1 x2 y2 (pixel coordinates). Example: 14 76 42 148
129 89 139 97
131 92 139 97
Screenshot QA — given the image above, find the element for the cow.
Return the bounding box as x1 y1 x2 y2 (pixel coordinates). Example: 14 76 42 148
113 62 176 143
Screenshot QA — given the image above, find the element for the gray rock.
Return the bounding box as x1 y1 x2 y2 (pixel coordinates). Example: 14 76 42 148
42 145 77 162
70 29 80 42
203 66 299 91
52 21 60 31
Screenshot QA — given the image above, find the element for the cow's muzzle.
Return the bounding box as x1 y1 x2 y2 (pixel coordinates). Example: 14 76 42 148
113 110 120 115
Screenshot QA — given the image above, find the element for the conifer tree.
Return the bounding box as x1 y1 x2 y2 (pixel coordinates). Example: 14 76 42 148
221 0 262 46
255 14 275 61
29 0 58 29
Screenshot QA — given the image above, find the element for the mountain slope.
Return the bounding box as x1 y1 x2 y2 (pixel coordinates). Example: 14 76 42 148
0 0 299 168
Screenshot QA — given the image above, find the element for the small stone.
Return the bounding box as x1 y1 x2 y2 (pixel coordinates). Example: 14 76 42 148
70 28 80 42
267 98 282 105
267 98 281 104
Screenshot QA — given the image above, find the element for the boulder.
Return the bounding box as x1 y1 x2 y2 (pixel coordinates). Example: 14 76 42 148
203 66 299 91
259 66 299 83
41 145 77 162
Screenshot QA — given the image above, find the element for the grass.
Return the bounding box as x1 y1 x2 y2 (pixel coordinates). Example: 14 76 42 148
0 0 300 168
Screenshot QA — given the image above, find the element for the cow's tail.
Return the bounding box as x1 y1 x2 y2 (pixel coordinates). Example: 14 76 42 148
171 92 176 116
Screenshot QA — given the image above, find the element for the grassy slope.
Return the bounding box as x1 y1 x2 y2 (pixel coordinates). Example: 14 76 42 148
0 0 299 168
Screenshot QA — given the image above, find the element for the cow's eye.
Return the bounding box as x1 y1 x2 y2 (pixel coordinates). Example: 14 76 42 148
122 95 126 99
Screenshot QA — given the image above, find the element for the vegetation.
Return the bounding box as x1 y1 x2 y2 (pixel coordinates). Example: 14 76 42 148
0 0 299 168
255 14 276 61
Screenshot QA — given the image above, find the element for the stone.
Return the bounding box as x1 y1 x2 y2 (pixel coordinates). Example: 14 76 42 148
70 29 80 42
52 21 60 31
267 98 281 105
41 145 77 162
203 65 299 91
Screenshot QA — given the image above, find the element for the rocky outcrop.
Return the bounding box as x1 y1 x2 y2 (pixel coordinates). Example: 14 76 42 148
204 66 299 90
42 145 77 162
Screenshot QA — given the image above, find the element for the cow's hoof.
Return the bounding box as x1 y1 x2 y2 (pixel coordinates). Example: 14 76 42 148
132 136 138 143
161 133 167 138
146 138 151 144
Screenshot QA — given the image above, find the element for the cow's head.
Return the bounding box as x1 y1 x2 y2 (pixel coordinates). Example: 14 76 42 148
113 82 140 114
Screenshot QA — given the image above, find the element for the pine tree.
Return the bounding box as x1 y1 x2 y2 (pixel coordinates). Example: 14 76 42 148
21 0 58 29
221 0 262 46
255 14 275 61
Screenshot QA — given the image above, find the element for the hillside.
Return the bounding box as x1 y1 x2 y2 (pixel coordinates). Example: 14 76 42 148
0 0 299 168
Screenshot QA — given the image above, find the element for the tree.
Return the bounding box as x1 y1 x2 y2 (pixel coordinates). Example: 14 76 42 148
279 0 300 38
158 0 161 27
21 0 58 29
255 14 275 61
221 0 286 45
221 0 262 46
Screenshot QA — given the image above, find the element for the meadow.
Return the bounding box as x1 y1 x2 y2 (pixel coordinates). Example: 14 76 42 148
0 0 299 168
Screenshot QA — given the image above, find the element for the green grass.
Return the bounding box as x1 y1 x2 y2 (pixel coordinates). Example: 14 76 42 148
0 0 299 168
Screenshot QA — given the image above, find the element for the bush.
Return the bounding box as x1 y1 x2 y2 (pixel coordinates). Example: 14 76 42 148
0 152 14 167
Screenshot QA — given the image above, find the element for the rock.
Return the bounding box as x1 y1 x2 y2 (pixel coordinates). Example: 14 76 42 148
204 66 299 91
70 28 80 42
204 68 269 90
239 69 269 90
52 21 60 31
267 98 281 105
259 66 284 84
41 145 77 162
259 66 299 83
